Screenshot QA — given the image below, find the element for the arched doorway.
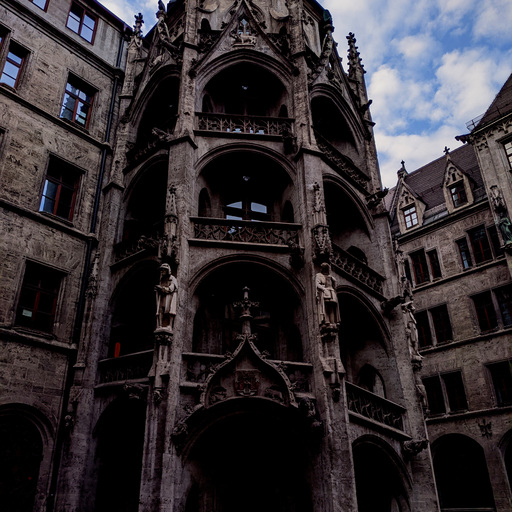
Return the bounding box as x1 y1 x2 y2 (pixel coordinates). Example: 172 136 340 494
353 439 410 512
0 415 43 512
183 403 313 512
94 397 147 512
433 434 495 510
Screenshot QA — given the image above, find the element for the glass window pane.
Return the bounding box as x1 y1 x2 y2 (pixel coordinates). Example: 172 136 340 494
32 0 47 9
60 93 76 121
250 202 267 214
442 372 468 412
423 376 446 415
66 12 81 33
1 62 20 87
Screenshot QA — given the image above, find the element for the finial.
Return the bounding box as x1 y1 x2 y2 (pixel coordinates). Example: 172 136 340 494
444 146 450 155
347 32 365 78
397 160 407 178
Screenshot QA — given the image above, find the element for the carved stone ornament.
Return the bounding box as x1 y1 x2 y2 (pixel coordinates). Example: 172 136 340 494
478 419 492 438
401 301 422 363
316 263 341 328
155 263 178 333
402 439 429 460
231 18 257 46
123 383 147 401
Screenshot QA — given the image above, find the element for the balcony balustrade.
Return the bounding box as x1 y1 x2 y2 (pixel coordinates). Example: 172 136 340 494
98 350 154 384
113 230 165 263
196 112 294 137
191 217 301 247
314 130 370 190
330 243 385 296
346 381 405 432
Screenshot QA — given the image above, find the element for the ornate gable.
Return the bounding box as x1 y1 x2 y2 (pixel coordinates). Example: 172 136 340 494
442 150 474 214
396 164 426 234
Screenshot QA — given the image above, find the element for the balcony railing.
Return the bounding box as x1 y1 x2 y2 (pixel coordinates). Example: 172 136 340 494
346 382 405 431
314 130 370 190
191 217 301 247
113 230 164 262
196 112 294 137
330 243 385 296
98 350 154 384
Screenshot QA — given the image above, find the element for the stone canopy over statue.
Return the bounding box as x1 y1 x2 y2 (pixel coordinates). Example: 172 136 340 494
155 263 178 332
315 262 341 327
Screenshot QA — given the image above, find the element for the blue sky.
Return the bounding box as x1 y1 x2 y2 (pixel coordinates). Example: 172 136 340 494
104 0 512 188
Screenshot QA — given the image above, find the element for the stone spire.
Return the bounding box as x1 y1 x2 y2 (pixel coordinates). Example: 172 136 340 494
346 32 365 81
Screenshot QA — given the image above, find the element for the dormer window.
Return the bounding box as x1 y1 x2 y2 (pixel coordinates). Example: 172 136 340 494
450 181 467 208
504 140 512 170
403 205 418 229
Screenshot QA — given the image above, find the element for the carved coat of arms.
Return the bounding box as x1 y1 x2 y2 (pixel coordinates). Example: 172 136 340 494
235 370 260 396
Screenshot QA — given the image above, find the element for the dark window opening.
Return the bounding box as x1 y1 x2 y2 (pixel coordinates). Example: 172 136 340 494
0 43 27 88
427 249 442 279
430 305 452 343
423 376 446 415
39 157 80 221
15 262 62 332
488 225 504 257
496 285 512 327
468 226 493 264
416 310 432 348
410 249 429 285
456 238 472 269
488 360 512 407
472 291 498 332
442 372 468 412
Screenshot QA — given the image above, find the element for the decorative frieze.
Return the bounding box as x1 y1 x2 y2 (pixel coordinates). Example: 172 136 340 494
98 350 154 384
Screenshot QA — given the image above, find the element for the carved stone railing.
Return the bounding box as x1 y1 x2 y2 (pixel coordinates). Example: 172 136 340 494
191 217 301 247
98 350 154 384
330 243 385 296
113 230 165 262
314 130 370 190
183 352 311 392
196 112 294 137
346 382 405 431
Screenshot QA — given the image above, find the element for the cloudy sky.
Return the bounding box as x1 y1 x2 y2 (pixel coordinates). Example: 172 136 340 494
105 0 512 189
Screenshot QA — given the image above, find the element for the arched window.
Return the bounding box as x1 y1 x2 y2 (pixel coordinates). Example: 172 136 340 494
357 364 385 398
0 415 43 512
282 200 294 223
198 188 211 217
433 435 495 510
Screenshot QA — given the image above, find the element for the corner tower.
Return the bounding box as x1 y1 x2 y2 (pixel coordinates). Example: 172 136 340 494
56 1 440 510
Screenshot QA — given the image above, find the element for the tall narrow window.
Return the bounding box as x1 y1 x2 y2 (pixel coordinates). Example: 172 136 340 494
468 226 493 264
66 2 97 43
472 291 498 332
495 286 512 327
39 157 80 221
15 262 63 332
60 76 94 128
423 376 446 415
416 310 432 348
410 249 429 285
487 360 512 407
505 140 512 171
427 249 442 279
430 305 453 343
0 43 27 88
403 205 418 229
442 372 468 412
456 238 472 269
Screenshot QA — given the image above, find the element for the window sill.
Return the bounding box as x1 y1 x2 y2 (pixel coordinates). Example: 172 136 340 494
13 325 54 339
59 116 90 133
38 211 75 226
0 82 18 93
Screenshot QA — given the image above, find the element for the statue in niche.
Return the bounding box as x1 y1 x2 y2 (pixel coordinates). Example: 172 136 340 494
401 301 422 362
315 263 341 327
155 263 178 332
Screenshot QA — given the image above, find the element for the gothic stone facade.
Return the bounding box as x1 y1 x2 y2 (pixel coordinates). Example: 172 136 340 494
0 0 443 511
388 74 512 512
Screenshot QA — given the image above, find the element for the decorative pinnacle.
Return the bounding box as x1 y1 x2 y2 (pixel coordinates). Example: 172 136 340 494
347 32 365 78
397 160 407 179
133 13 144 36
444 146 450 155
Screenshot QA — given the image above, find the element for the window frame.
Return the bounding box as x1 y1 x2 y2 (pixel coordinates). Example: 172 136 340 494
15 261 64 333
449 181 468 208
60 75 95 129
423 370 468 416
66 2 97 43
409 249 430 286
504 140 512 171
427 249 442 279
403 205 418 229
39 156 82 222
0 39 29 90
486 359 512 407
29 0 49 11
472 290 498 333
417 304 453 348
468 225 493 264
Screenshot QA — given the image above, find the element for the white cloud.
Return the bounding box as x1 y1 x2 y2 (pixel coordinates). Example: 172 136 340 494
473 0 512 43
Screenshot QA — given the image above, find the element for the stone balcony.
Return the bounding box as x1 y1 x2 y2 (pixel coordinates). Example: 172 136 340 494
346 381 406 434
314 130 370 191
190 217 301 250
97 350 153 385
113 231 165 264
195 112 294 137
330 242 385 297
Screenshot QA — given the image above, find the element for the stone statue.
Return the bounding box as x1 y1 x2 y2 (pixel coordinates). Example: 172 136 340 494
315 263 341 327
155 263 178 332
402 301 422 362
498 214 512 246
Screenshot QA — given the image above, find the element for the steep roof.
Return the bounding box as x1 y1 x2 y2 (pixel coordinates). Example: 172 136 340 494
388 144 485 235
475 73 512 130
